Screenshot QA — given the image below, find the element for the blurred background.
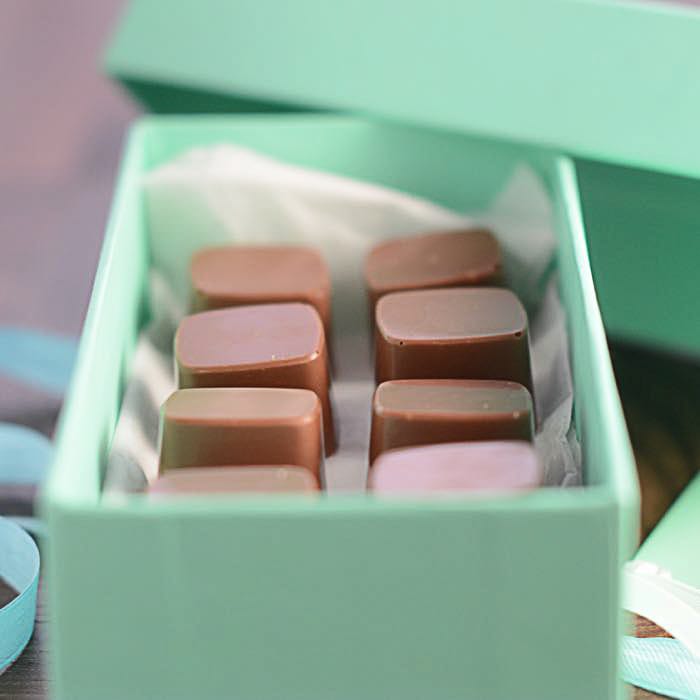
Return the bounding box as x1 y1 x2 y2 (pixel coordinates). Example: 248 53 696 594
1 2 698 699
0 2 136 432
2 0 697 533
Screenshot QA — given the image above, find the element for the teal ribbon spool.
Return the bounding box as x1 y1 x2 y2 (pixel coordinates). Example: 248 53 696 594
622 636 700 700
0 518 40 674
0 423 45 675
0 326 77 674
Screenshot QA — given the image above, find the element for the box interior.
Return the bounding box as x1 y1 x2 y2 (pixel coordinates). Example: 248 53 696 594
47 115 637 516
103 118 579 496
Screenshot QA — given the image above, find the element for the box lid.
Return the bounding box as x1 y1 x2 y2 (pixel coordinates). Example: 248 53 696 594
106 0 700 178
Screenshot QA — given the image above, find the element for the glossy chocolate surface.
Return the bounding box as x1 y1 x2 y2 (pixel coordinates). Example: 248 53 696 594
364 229 502 308
369 441 542 493
175 303 336 453
159 388 324 478
374 287 533 392
369 379 533 463
190 245 332 339
149 466 319 496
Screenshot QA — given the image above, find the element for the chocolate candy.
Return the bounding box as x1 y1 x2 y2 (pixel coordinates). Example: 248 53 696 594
175 303 336 454
190 245 332 341
374 287 533 392
364 229 501 310
159 388 324 479
369 441 542 493
369 379 533 463
148 466 319 496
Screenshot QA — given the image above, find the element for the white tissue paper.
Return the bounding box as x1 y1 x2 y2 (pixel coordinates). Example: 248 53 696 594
103 145 581 495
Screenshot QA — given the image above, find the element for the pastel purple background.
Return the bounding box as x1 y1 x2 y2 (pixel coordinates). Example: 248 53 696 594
0 2 136 428
1 0 699 339
0 0 698 426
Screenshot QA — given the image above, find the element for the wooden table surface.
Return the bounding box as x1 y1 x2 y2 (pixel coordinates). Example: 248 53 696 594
1 2 698 699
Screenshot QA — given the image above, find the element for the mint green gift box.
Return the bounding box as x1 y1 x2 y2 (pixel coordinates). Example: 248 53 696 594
42 1 700 697
107 0 700 357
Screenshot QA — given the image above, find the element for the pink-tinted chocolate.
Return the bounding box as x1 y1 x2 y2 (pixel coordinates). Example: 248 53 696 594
369 441 542 493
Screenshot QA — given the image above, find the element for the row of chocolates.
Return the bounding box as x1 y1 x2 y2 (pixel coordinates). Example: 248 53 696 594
150 228 541 496
365 230 539 491
153 244 333 496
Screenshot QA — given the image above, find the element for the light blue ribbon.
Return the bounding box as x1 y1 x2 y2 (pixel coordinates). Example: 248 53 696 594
0 420 46 675
0 423 53 485
0 326 77 394
0 326 77 674
623 636 700 699
0 518 40 674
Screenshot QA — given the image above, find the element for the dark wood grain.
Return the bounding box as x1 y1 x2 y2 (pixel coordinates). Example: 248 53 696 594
611 342 700 541
0 580 18 609
611 342 700 699
0 579 46 700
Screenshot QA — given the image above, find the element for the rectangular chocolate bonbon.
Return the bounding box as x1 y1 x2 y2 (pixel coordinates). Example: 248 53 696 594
374 287 533 392
369 441 542 493
175 303 336 453
369 379 533 463
364 229 502 310
149 466 319 496
190 245 333 341
159 388 324 479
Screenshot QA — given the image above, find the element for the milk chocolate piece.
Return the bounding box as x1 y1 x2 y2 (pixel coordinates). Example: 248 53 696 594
364 229 501 309
374 287 533 392
176 303 336 454
369 379 533 463
190 245 332 340
149 466 319 496
369 441 542 493
159 388 324 478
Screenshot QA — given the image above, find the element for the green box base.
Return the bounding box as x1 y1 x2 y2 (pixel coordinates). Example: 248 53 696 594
44 115 639 700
